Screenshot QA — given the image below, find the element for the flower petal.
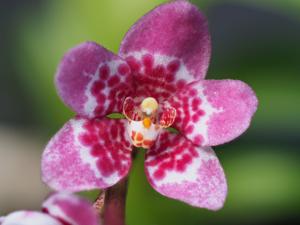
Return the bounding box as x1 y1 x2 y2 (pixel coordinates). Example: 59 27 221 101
145 132 227 210
168 80 258 146
56 42 133 118
42 117 132 191
123 97 142 121
42 192 99 225
1 211 62 225
119 1 211 81
159 105 176 128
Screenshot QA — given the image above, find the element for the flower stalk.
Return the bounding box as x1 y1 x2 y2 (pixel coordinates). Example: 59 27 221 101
99 178 128 225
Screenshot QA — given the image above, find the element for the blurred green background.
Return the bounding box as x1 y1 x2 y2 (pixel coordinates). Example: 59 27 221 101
0 0 299 224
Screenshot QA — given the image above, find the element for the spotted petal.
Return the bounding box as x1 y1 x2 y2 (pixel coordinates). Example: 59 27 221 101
119 1 211 100
168 80 258 146
42 192 99 225
1 211 63 225
123 97 142 121
159 105 176 128
42 117 132 191
56 42 133 118
145 131 227 210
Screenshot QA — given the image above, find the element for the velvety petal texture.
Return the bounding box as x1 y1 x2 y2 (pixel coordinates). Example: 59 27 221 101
119 0 211 81
56 42 133 118
168 80 258 146
42 117 132 191
42 193 99 225
145 131 227 210
1 211 63 225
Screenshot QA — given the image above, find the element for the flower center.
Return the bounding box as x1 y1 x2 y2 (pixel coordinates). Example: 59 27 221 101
123 97 175 149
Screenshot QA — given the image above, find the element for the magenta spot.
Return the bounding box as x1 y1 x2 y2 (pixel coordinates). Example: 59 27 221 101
197 109 205 116
192 114 200 122
192 98 201 111
108 75 120 87
111 124 118 137
96 93 106 103
152 65 165 77
161 92 170 98
189 88 197 96
91 144 102 156
79 134 97 146
176 79 187 89
118 64 130 75
142 54 154 68
126 56 140 72
193 135 203 145
185 125 194 134
100 65 110 80
165 73 175 82
167 60 180 73
97 157 114 176
91 81 105 95
154 169 165 180
94 105 104 115
176 154 192 172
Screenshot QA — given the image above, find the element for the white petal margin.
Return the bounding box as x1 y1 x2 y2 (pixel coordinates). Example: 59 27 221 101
42 192 99 225
1 211 63 225
145 132 227 210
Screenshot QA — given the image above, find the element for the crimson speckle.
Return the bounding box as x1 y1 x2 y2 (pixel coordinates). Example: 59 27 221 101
96 93 106 103
153 65 165 77
118 64 130 75
126 56 141 72
194 135 203 145
192 114 200 122
176 154 192 172
108 75 120 87
189 88 197 96
100 65 110 80
167 60 180 73
142 54 154 68
176 79 187 89
153 169 166 180
91 81 105 95
192 98 201 111
184 125 194 134
165 73 175 82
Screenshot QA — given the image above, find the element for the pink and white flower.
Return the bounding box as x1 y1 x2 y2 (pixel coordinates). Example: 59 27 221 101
42 0 258 210
0 193 100 225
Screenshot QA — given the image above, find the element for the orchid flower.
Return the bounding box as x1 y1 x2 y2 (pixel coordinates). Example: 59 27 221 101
0 193 99 225
41 0 258 212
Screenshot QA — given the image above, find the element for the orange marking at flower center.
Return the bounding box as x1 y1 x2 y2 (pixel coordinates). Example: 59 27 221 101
143 117 152 128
